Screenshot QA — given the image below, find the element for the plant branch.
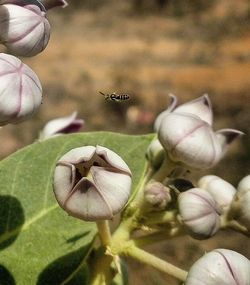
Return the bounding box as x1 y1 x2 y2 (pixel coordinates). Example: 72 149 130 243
123 242 188 282
96 220 112 247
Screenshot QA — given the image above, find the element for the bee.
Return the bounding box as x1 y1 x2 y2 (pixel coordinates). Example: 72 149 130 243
99 91 130 102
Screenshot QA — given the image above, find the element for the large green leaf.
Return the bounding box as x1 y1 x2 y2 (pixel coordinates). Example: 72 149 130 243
0 132 154 284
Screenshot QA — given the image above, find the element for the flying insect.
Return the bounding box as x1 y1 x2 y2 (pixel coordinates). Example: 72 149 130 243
99 91 130 102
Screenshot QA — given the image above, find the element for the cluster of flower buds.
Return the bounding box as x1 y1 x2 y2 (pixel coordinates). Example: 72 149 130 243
0 0 68 125
53 145 132 221
154 94 243 169
186 248 250 285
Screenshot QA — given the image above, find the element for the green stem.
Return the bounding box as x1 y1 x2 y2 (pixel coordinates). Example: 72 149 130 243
132 227 185 247
222 219 250 237
96 220 112 247
145 210 178 225
151 155 177 182
123 242 188 282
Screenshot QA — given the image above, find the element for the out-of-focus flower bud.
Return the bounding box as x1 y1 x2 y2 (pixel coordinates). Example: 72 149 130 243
53 146 132 221
156 95 243 169
0 53 42 125
0 3 50 57
144 181 171 210
198 175 236 211
178 188 221 239
39 112 84 140
185 248 250 285
146 138 165 170
40 0 68 10
230 175 250 229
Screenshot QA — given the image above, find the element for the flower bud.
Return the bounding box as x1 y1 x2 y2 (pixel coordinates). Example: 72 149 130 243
154 94 213 132
0 3 50 57
39 112 84 140
231 175 250 229
53 145 132 221
178 188 221 239
0 53 42 125
144 181 171 210
186 249 250 285
146 138 165 170
158 110 242 169
198 175 236 211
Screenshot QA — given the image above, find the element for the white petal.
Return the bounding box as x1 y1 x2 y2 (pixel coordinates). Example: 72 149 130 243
40 112 83 140
178 188 221 238
154 94 177 132
91 166 132 215
216 128 244 157
58 146 96 164
186 249 250 285
174 94 213 125
96 145 131 175
198 175 236 210
237 175 250 195
159 113 222 168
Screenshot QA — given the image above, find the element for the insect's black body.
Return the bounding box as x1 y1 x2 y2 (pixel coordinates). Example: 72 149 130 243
99 91 130 102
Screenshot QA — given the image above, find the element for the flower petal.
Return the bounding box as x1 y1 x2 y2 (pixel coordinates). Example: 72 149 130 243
40 111 84 140
154 94 177 131
174 94 213 125
90 166 132 216
96 145 132 175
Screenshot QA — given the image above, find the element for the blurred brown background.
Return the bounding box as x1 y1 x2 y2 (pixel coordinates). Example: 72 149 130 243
1 0 250 284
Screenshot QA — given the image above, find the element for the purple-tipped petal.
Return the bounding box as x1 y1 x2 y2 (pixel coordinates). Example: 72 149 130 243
154 94 178 132
174 94 213 125
41 0 68 9
39 112 84 140
216 128 244 157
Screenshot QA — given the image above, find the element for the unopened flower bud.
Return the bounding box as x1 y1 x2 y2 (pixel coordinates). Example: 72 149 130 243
231 175 250 229
39 112 84 140
146 138 165 170
178 188 221 239
198 175 236 211
144 181 171 210
186 249 250 285
155 94 243 169
53 146 132 221
0 3 50 57
158 112 242 169
0 53 42 125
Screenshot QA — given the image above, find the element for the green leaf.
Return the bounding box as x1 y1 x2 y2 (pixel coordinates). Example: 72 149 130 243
0 132 154 284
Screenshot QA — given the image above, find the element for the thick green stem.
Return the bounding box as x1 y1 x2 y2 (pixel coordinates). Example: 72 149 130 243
96 220 112 247
123 242 188 282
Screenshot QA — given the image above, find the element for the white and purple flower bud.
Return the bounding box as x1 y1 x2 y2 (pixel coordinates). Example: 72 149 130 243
178 188 221 239
198 175 236 211
146 138 165 170
185 249 250 285
0 3 50 57
0 53 42 125
39 112 84 140
231 175 250 229
156 95 243 169
53 146 132 221
144 181 171 210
